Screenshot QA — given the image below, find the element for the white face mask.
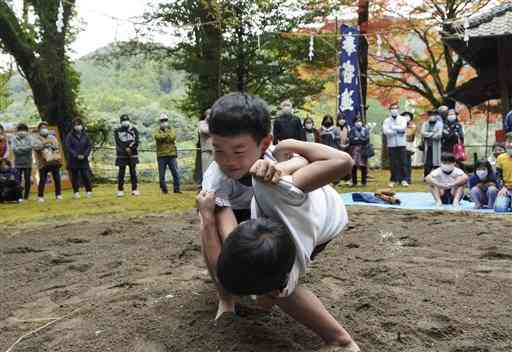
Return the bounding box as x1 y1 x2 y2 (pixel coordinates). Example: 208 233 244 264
447 115 457 122
74 125 83 132
355 122 363 128
390 109 399 117
305 123 313 129
121 121 130 128
476 170 488 179
17 131 28 138
339 119 346 126
441 163 455 173
40 128 49 136
160 122 169 129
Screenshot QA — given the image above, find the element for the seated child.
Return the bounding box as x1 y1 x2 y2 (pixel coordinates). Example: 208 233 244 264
425 152 468 208
468 160 498 209
495 141 512 212
0 159 23 203
197 139 360 352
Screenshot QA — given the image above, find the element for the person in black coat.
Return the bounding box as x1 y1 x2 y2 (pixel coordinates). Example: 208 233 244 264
114 114 140 197
272 100 306 144
65 118 93 198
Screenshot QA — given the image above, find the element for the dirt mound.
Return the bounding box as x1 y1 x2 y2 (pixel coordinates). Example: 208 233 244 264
0 208 511 352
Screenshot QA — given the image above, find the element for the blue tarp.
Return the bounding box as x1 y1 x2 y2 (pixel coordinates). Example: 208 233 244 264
341 192 505 214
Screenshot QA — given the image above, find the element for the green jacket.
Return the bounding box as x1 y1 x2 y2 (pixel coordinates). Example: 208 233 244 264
154 128 177 157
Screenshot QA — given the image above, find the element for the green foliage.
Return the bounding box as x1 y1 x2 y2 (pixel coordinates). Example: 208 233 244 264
0 66 13 112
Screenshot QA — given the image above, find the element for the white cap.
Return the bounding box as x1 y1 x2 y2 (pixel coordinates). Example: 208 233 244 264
159 113 169 121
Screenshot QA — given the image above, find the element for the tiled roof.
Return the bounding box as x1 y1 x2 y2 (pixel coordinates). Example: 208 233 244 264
450 3 512 38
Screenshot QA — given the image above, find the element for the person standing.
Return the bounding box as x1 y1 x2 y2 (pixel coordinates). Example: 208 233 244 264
0 159 23 203
33 122 63 202
114 114 139 197
11 123 34 201
65 118 93 199
403 112 416 184
442 109 464 154
303 117 320 143
154 113 181 194
272 100 305 144
319 114 341 149
421 111 444 178
383 103 408 187
348 118 370 186
0 123 9 160
337 112 350 152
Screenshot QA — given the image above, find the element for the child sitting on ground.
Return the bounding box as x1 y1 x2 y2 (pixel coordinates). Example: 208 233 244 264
425 152 468 208
468 160 498 209
0 159 23 203
197 95 359 351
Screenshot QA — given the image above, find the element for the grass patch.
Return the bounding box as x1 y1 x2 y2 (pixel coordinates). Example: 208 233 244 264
336 168 429 193
0 184 196 226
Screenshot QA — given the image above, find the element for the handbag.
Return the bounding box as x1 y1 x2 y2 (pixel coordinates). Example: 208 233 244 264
453 139 466 161
42 147 62 166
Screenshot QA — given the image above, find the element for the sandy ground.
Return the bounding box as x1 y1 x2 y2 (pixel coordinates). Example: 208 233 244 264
1 207 511 352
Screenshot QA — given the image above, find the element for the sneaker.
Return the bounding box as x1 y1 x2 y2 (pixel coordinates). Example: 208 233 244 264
37 197 45 203
86 192 93 198
18 198 24 203
388 182 395 188
174 190 182 194
117 191 124 197
56 195 63 200
132 190 140 196
401 181 409 187
74 192 80 199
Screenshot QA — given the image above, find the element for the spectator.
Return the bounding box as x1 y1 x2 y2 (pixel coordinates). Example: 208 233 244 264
303 117 320 143
154 113 181 194
383 103 408 187
442 108 464 154
198 109 213 187
488 143 505 173
438 105 449 124
495 139 512 212
33 122 63 202
403 111 416 184
114 114 140 197
469 160 498 209
337 112 350 151
504 110 512 134
425 153 468 208
421 111 443 177
65 118 93 199
0 159 22 203
272 100 305 144
319 114 341 149
11 123 34 201
0 123 9 160
348 118 370 186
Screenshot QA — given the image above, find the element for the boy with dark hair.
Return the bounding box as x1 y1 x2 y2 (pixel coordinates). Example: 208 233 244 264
425 152 468 208
199 93 358 351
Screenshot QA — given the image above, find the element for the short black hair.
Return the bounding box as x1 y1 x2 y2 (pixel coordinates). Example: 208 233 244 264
38 121 48 129
73 118 83 126
402 111 413 119
441 152 456 163
208 93 271 144
120 114 130 122
217 218 296 296
476 159 493 174
16 123 29 132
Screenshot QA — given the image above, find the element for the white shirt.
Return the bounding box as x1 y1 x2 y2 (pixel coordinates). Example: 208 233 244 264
251 176 349 297
201 148 275 209
383 115 407 147
430 167 465 186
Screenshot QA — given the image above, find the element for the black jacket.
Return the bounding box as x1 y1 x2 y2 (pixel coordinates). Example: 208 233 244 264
114 126 139 166
273 113 306 144
65 131 92 169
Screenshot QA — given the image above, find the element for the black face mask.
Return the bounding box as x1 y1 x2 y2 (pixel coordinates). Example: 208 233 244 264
324 122 333 128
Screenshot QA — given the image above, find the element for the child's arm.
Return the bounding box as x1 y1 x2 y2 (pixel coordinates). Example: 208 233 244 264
273 139 353 192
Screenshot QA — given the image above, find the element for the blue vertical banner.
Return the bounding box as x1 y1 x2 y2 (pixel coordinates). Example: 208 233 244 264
338 25 363 127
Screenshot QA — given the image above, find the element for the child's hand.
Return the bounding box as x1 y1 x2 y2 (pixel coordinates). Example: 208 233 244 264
498 187 509 197
250 159 282 184
196 190 216 216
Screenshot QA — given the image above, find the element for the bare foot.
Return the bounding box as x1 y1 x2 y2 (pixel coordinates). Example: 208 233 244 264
318 341 361 352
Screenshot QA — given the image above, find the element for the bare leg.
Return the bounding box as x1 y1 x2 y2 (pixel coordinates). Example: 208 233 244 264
275 286 356 348
452 186 465 206
429 185 443 206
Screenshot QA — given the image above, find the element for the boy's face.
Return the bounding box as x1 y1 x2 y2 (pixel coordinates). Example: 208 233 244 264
211 133 272 180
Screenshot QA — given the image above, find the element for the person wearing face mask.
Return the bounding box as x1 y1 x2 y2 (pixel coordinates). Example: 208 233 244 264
382 103 408 187
114 114 140 197
303 117 320 143
469 160 497 209
421 111 444 178
272 100 306 144
319 114 341 149
154 113 181 194
0 124 9 160
425 153 468 208
336 112 350 152
488 143 505 173
0 159 23 203
494 139 512 212
348 118 370 186
437 105 449 124
33 122 63 202
11 123 34 201
403 112 416 184
442 109 464 155
65 118 93 199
